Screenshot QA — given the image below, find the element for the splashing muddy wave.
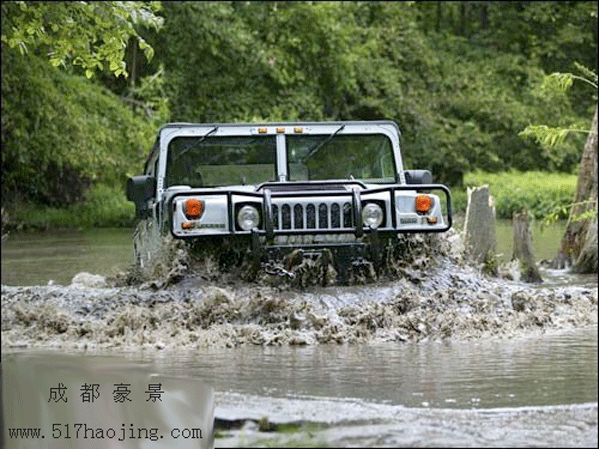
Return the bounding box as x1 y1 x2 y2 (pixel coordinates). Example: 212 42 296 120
2 232 597 350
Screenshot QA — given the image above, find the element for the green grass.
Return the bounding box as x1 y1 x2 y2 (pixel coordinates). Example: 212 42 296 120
6 183 135 230
452 170 577 220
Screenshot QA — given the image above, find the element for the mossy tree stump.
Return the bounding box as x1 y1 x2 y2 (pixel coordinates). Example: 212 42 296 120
512 210 543 283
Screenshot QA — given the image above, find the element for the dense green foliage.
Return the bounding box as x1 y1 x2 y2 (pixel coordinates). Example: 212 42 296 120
1 1 162 208
520 65 598 148
8 184 135 230
1 1 596 228
146 1 595 184
1 48 155 206
1 1 162 78
462 170 577 220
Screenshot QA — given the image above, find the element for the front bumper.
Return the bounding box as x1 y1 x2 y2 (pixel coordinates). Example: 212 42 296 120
167 182 452 243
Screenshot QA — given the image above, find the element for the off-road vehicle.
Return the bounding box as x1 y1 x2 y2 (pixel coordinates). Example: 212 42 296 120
126 121 452 283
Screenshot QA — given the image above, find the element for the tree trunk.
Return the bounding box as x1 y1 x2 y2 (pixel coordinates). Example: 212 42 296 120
464 186 497 272
512 210 542 283
573 216 597 273
556 104 598 273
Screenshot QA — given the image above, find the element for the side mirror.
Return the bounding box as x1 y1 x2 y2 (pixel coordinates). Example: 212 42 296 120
404 170 432 185
126 175 156 218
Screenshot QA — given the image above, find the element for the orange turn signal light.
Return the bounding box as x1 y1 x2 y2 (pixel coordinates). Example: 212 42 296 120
415 195 433 214
185 199 204 219
182 222 193 229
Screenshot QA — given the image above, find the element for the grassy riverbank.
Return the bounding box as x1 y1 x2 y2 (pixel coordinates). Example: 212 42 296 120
1 171 577 231
460 170 578 220
3 184 135 231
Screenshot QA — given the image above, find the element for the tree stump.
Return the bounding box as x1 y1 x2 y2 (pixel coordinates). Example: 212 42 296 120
464 186 497 272
512 210 542 283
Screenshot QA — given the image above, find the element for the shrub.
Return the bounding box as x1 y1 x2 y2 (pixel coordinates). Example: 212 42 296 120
462 170 576 220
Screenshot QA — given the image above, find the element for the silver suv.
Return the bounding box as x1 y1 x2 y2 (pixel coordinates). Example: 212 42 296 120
126 121 452 283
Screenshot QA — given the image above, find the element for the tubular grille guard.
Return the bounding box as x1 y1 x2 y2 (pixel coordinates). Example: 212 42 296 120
167 183 452 240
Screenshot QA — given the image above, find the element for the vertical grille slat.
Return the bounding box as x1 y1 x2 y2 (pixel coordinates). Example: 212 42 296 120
331 203 340 228
343 202 352 227
306 204 316 229
318 203 328 229
282 204 291 229
294 204 304 229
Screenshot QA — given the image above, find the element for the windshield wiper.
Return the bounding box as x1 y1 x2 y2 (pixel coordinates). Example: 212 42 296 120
302 124 345 162
173 126 219 161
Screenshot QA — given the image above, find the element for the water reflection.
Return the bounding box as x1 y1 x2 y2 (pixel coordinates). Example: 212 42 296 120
1 228 133 286
145 325 597 409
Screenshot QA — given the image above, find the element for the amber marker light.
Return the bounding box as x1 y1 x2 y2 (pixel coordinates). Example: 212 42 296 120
258 127 268 133
415 195 433 214
182 222 193 229
276 127 285 133
185 198 204 219
294 127 303 133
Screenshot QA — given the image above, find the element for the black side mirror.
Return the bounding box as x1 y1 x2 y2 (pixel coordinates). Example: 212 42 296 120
404 170 432 185
126 175 156 218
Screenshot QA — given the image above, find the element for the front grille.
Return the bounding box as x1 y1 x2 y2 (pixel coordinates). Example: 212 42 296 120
271 201 353 231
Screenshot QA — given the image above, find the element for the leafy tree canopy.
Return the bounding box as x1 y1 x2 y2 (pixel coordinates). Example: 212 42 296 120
1 1 163 78
1 0 597 210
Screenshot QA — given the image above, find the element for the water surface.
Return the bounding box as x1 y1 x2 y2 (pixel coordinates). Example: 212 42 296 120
147 325 598 410
0 220 577 286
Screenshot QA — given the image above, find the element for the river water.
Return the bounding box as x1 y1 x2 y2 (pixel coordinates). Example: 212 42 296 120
0 220 576 287
1 222 598 446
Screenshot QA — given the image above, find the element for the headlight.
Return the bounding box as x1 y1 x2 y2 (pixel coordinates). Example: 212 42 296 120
362 202 383 229
237 205 260 231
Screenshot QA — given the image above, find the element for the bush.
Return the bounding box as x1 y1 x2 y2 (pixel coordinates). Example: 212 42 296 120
460 170 577 220
1 49 154 208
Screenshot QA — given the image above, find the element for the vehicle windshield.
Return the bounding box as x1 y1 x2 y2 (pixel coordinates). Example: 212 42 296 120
165 135 277 187
287 133 395 182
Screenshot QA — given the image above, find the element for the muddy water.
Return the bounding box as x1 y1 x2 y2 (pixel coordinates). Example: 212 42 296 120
2 224 598 447
148 326 597 410
1 228 133 286
3 326 597 447
0 220 578 287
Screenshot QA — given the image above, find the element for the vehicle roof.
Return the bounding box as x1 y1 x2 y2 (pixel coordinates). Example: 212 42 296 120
157 120 401 135
144 120 402 172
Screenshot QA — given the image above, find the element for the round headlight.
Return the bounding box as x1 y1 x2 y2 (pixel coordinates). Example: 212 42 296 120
362 203 383 229
237 205 260 231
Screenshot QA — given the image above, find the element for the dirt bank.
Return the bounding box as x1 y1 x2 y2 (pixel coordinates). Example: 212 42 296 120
2 233 597 351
